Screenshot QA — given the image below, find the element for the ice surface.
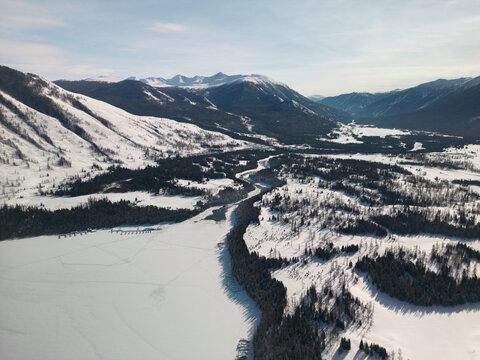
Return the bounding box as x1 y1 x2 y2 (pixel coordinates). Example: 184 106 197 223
0 207 259 360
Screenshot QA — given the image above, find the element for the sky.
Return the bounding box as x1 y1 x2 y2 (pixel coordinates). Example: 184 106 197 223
1 0 480 96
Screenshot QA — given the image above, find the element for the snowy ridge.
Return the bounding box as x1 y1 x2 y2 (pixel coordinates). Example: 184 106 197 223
82 72 289 89
137 72 289 89
0 69 258 203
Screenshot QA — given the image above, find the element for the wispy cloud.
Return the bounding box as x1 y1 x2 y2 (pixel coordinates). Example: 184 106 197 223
0 39 64 65
0 39 114 79
148 22 188 33
1 15 67 30
0 0 67 31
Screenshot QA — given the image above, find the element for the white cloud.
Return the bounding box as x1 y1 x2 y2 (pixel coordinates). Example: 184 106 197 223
0 39 114 79
148 22 188 33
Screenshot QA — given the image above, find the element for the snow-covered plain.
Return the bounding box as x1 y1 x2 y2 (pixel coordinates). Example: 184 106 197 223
350 125 410 138
319 123 411 144
0 206 259 360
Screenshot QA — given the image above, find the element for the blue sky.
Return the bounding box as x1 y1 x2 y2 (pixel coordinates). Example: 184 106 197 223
1 0 480 95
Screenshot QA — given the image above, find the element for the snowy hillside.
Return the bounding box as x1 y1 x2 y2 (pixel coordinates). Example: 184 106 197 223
243 153 480 359
0 66 257 203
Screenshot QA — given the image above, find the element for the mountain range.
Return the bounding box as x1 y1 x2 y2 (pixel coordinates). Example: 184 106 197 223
311 77 480 137
55 73 351 145
0 65 257 194
2 63 480 183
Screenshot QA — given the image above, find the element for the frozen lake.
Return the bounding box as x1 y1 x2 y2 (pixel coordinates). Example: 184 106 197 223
0 206 259 360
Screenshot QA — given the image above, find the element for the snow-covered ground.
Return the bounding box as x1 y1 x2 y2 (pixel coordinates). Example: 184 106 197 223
176 177 238 196
271 256 480 360
243 156 480 359
2 191 202 210
319 123 412 144
325 152 480 183
0 206 259 360
350 125 410 138
0 153 276 360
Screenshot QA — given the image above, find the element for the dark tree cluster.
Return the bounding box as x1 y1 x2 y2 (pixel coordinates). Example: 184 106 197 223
226 192 293 359
252 280 371 360
453 179 480 187
355 249 480 306
313 242 338 261
339 219 387 237
451 242 480 261
263 190 374 237
338 337 351 352
341 244 360 253
234 155 480 264
0 199 198 240
307 242 359 262
263 155 480 240
373 209 480 239
287 156 477 208
359 340 389 359
403 152 478 172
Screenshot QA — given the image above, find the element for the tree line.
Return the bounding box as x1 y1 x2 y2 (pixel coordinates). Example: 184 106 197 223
356 248 480 306
0 199 199 240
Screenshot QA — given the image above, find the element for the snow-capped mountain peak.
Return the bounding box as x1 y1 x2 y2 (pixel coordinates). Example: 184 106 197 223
135 72 285 89
83 75 123 83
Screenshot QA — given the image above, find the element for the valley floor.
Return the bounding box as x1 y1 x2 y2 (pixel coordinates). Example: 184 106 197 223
2 146 480 359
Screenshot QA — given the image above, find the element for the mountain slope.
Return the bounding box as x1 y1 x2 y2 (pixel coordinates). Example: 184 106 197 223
54 79 254 140
315 92 396 117
198 76 350 144
0 65 255 199
356 78 472 118
56 75 348 145
357 77 480 137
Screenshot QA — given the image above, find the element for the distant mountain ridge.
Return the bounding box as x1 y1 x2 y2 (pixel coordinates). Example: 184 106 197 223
356 77 473 118
356 77 480 137
82 72 289 89
56 73 350 145
312 76 480 137
138 72 273 88
313 91 398 116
